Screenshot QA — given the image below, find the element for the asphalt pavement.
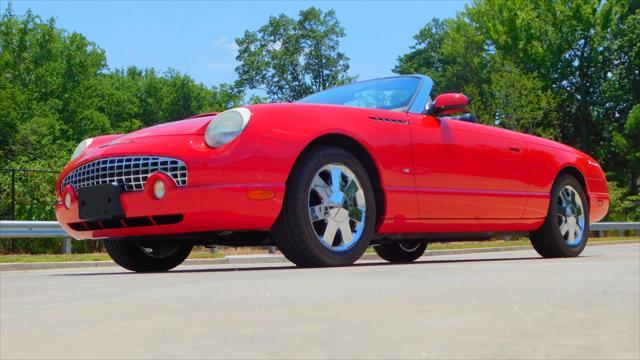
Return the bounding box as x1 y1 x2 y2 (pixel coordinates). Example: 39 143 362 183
1 243 639 359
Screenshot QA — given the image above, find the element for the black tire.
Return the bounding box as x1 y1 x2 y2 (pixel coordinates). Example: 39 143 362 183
272 146 377 267
374 240 428 263
530 174 589 258
102 239 192 272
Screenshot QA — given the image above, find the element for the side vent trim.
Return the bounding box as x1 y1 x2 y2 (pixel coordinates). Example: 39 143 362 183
368 116 409 125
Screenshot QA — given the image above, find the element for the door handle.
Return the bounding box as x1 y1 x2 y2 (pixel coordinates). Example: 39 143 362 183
509 146 522 153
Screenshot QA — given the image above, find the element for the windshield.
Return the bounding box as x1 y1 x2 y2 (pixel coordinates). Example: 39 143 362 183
297 77 421 111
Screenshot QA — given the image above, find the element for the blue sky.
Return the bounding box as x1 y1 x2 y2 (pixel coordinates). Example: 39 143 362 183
6 0 469 87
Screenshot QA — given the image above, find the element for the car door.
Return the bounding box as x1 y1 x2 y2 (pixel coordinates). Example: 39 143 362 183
408 113 530 219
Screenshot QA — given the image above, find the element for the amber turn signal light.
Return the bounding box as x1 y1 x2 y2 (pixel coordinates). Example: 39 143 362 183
247 190 275 200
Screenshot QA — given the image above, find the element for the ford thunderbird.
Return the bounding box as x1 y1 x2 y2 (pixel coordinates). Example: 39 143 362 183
55 75 610 271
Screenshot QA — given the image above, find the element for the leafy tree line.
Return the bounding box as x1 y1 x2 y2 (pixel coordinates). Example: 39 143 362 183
0 7 245 173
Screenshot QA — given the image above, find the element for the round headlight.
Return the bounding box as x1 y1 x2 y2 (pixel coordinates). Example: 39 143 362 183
70 138 93 161
204 108 252 148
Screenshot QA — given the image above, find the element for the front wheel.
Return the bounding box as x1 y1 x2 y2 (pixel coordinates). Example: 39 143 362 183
530 174 589 257
272 146 376 267
374 240 428 263
102 239 192 272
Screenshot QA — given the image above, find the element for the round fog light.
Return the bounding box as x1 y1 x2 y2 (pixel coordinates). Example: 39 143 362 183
64 192 71 209
153 179 166 199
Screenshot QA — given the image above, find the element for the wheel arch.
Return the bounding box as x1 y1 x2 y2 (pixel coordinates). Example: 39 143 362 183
287 133 385 227
556 165 588 204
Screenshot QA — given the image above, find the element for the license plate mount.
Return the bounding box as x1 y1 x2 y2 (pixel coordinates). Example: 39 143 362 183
77 184 125 221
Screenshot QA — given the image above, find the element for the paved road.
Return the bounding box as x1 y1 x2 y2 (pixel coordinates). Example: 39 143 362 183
1 244 639 359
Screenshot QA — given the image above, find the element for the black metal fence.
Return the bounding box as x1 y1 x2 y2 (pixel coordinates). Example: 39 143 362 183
0 168 64 254
0 168 59 221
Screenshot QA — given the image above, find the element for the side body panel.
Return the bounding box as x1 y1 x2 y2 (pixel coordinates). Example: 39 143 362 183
378 116 610 234
409 114 530 219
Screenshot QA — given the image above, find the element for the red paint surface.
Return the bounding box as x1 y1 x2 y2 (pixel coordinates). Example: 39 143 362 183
55 103 609 240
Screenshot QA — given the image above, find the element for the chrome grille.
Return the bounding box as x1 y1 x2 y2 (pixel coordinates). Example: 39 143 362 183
62 156 187 192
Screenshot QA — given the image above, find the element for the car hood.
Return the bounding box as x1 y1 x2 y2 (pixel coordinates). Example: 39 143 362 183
119 116 215 139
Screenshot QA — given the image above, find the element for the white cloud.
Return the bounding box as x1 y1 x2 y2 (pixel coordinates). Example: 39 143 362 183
204 36 239 75
211 36 239 53
212 37 228 46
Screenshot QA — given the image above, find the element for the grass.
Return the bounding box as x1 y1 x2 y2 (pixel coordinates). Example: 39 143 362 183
0 253 114 263
1 236 637 263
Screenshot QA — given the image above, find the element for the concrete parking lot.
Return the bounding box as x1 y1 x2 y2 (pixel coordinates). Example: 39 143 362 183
1 243 639 359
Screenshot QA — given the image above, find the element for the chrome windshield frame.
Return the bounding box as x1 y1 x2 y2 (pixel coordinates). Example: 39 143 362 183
406 74 434 114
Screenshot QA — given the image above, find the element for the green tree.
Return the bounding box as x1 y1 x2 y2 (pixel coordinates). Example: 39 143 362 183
99 67 245 126
393 19 447 86
605 180 640 221
466 0 614 154
601 0 640 119
0 7 109 168
235 7 353 102
394 16 489 96
209 83 245 112
485 61 559 139
611 104 640 193
599 0 640 192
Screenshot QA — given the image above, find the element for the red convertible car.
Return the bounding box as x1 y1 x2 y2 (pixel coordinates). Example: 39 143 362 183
55 75 610 272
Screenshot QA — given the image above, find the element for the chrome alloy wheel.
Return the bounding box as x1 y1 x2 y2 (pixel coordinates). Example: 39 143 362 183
556 185 585 247
308 163 367 252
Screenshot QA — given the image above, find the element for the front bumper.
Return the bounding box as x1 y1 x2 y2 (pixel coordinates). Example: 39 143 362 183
55 181 284 240
55 133 288 240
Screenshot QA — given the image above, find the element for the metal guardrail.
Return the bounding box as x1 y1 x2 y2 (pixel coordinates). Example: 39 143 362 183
0 221 72 254
0 221 68 238
1 221 638 239
590 222 640 231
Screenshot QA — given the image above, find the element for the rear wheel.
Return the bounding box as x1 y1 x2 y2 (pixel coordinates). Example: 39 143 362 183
374 240 428 263
102 239 192 272
272 146 376 267
530 174 589 257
